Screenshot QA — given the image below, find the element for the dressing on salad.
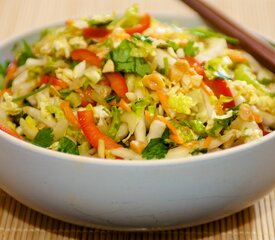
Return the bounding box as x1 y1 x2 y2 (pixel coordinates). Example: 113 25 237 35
0 5 274 160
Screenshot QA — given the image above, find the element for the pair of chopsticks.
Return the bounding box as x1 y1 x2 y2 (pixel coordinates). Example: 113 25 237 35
180 0 275 74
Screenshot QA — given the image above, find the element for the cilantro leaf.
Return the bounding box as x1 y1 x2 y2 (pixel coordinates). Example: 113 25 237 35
17 40 34 66
142 128 172 160
58 137 79 155
32 128 54 148
142 138 169 159
184 41 199 57
112 40 131 62
135 57 151 76
161 128 170 139
109 40 151 76
191 148 208 155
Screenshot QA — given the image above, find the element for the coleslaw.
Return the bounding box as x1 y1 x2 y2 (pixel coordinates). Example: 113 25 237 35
0 5 274 160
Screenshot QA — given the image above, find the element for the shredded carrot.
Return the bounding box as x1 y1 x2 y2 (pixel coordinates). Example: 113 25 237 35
0 122 24 140
252 111 263 123
169 133 184 145
156 89 169 112
60 101 80 128
201 81 214 96
215 101 224 115
228 52 247 63
203 136 212 148
74 88 82 94
0 88 11 97
4 62 17 89
118 99 131 112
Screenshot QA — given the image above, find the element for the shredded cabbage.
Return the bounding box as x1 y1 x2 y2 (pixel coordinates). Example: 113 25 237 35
0 6 273 160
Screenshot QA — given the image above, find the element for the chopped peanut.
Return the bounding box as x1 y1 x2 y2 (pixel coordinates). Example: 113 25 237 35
130 140 146 154
239 104 254 122
142 73 165 90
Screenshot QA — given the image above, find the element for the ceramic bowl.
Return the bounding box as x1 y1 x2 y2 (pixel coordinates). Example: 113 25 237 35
0 15 275 231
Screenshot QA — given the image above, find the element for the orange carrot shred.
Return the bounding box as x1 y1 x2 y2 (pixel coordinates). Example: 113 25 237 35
4 62 17 89
228 52 247 63
156 89 169 112
60 101 80 128
203 136 212 148
118 99 131 112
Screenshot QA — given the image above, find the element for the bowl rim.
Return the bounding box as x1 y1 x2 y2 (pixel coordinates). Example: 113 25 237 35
0 14 274 166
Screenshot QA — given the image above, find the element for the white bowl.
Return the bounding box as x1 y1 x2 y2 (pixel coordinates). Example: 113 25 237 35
0 15 275 231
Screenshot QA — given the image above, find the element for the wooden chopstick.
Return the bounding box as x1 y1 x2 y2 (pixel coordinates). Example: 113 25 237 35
180 0 275 74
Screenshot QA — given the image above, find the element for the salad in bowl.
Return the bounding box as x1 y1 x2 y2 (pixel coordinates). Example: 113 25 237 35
1 5 275 230
0 5 274 161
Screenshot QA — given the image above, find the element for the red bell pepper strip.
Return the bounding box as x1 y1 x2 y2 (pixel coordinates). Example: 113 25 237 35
83 27 111 38
0 123 24 140
77 110 121 149
39 75 69 89
184 57 206 77
184 57 235 109
71 49 102 68
51 77 69 89
204 79 235 109
124 13 151 35
98 79 111 86
105 72 128 99
258 123 271 136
